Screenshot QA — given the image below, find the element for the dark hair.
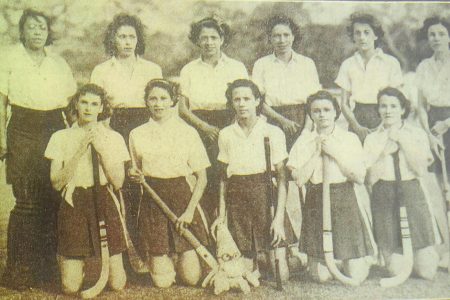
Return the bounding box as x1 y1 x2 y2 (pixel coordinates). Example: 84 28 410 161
103 13 145 57
225 79 264 115
377 87 411 119
347 12 384 47
266 15 301 43
67 84 112 122
189 17 231 47
306 90 341 121
417 16 450 42
144 79 179 107
19 9 54 46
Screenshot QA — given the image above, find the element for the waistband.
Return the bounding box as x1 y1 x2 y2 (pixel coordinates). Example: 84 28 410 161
229 173 267 183
9 105 65 133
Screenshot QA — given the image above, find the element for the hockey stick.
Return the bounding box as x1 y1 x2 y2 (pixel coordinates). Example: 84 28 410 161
379 149 413 287
264 137 283 291
322 154 361 286
437 148 450 274
80 146 110 299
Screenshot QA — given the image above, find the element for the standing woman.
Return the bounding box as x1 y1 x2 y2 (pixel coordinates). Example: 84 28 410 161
0 9 76 289
252 15 321 149
129 79 210 288
336 12 403 142
365 87 439 279
91 13 162 142
287 91 374 283
45 84 129 294
179 17 248 218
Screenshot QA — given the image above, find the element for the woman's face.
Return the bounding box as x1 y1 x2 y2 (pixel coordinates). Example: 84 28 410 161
270 24 294 54
310 99 336 129
230 86 260 119
115 25 137 58
378 95 405 127
22 16 48 50
427 23 450 53
197 27 223 58
77 93 103 125
146 87 174 121
353 22 378 52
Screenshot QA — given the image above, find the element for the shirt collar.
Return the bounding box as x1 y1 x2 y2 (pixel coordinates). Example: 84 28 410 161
271 50 299 64
197 52 229 68
147 111 178 128
231 116 266 138
354 48 385 66
110 55 142 67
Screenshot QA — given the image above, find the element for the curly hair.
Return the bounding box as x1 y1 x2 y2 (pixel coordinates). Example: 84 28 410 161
225 79 264 115
417 16 450 42
189 17 232 47
377 87 411 119
19 8 54 46
144 79 180 107
103 13 145 57
67 84 112 123
306 90 341 121
266 15 301 43
347 12 384 47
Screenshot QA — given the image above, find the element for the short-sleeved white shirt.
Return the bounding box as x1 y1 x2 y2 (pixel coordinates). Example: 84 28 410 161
179 53 248 110
0 44 76 110
364 122 432 181
287 125 365 184
45 123 130 187
252 51 321 106
129 114 210 178
416 56 450 107
335 48 403 105
218 117 288 177
90 56 162 108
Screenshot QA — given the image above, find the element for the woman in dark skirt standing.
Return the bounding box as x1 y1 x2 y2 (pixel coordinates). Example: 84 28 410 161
365 87 439 280
288 91 374 283
0 9 76 289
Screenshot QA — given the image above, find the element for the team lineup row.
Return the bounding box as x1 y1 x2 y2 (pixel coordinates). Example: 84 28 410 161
0 7 449 296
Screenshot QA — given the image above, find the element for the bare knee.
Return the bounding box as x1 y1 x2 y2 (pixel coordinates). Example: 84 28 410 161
177 250 202 286
344 257 370 282
59 256 84 295
149 255 176 288
108 253 127 291
414 246 438 280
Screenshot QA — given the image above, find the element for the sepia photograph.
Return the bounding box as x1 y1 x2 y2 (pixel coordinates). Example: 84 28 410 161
0 0 449 299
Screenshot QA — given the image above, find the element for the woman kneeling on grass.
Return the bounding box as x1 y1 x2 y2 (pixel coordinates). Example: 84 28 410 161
128 79 210 288
45 84 130 294
287 90 375 283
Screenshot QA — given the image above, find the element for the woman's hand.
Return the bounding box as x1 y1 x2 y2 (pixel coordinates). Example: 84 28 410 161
353 124 372 142
270 214 286 248
128 167 144 183
431 120 449 137
280 118 300 136
176 207 195 234
427 132 444 156
202 124 220 142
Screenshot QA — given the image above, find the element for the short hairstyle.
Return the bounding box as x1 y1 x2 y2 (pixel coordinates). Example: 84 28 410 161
306 90 341 121
377 87 411 119
347 12 384 47
67 84 112 122
103 13 145 57
225 79 264 115
417 16 450 42
189 17 231 47
19 9 54 46
144 79 179 107
266 15 301 43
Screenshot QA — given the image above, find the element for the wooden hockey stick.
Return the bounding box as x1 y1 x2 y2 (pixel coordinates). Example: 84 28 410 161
322 154 361 286
379 149 413 287
264 137 283 291
81 146 110 299
437 148 450 274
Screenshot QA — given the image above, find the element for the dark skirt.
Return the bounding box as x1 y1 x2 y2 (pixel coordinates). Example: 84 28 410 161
58 186 127 257
353 103 381 130
371 179 436 254
137 177 209 256
428 105 450 173
110 107 150 144
271 104 306 151
3 105 64 286
300 181 374 260
226 174 296 256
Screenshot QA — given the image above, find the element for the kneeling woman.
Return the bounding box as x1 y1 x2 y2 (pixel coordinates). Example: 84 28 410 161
45 84 130 294
365 87 439 280
128 79 210 288
287 91 375 283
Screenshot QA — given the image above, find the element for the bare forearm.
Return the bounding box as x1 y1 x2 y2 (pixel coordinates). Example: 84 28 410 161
98 155 125 190
262 103 286 125
0 93 8 148
340 89 359 130
51 148 87 190
187 170 207 212
178 98 209 131
275 163 288 220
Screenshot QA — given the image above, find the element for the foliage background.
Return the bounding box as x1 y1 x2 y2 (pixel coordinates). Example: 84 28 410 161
0 0 449 87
